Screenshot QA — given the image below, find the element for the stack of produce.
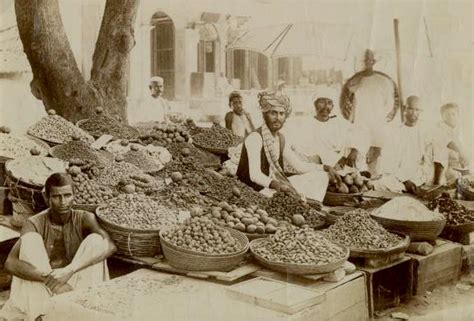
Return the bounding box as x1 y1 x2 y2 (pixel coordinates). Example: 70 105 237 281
105 140 172 166
428 193 474 225
191 123 242 151
327 172 373 194
165 142 220 168
94 157 145 186
70 171 117 205
98 193 178 230
117 173 163 195
252 226 347 265
372 197 445 221
198 201 279 234
161 217 244 254
138 123 190 145
78 108 137 140
51 136 102 165
27 109 94 144
122 145 162 173
323 209 404 250
0 132 49 158
266 192 325 228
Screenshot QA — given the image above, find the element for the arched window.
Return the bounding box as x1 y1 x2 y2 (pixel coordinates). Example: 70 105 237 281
150 12 175 99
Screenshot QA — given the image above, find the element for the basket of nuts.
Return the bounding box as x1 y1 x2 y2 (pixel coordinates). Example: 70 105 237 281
96 193 179 257
159 217 249 272
249 226 349 275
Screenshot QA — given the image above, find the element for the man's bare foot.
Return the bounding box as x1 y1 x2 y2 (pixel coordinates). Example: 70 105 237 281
53 283 73 295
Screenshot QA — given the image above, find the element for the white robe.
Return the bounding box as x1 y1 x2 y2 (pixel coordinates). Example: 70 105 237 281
431 121 464 183
128 96 169 124
374 123 433 192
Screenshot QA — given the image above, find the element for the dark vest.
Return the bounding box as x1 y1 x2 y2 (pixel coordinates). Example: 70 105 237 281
236 128 285 191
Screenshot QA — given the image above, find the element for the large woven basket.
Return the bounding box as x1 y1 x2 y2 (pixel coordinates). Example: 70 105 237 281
443 221 474 234
371 214 446 242
159 228 249 272
96 206 161 257
323 191 363 206
457 176 474 201
349 233 410 258
249 238 349 275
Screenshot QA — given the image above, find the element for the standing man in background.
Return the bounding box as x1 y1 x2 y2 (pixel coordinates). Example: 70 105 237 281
340 49 400 176
128 76 170 124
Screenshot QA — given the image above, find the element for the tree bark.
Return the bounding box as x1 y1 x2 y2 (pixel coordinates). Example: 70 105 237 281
15 0 139 124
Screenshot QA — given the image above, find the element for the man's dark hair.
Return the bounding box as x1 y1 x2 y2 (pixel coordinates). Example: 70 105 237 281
44 173 73 196
228 91 242 107
440 103 458 114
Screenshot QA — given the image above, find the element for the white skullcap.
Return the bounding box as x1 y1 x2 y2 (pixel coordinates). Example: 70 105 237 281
150 76 164 84
312 86 336 103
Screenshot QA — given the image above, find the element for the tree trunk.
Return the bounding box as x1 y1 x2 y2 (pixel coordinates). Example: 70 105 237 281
15 0 139 124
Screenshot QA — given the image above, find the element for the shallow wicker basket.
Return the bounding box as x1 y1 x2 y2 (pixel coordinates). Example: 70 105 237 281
348 233 411 258
443 221 474 234
325 206 354 225
96 206 161 257
370 214 446 242
323 191 363 206
159 228 249 272
249 238 349 275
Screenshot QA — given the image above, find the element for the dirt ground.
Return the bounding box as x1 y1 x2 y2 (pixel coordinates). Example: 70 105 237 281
0 264 472 320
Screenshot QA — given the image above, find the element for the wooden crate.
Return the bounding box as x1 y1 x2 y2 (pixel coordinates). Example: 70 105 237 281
407 239 462 295
357 256 413 317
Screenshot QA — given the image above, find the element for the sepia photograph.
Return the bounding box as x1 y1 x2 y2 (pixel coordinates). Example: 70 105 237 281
0 0 472 320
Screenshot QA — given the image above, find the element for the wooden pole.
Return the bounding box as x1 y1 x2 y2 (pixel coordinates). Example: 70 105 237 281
393 19 404 122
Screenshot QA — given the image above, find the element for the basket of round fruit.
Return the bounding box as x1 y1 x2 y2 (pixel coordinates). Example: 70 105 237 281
457 175 474 201
249 226 349 275
198 202 279 241
323 172 372 206
159 217 250 272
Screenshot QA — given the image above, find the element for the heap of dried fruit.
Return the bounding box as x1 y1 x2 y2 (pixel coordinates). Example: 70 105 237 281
0 133 49 158
165 142 221 168
191 123 242 151
327 172 373 194
72 175 116 205
252 226 347 265
428 193 474 225
266 192 325 228
105 140 172 166
117 174 163 194
51 136 101 164
122 145 162 173
323 209 404 250
27 109 94 144
138 122 190 146
98 193 178 230
198 201 279 234
78 108 138 140
95 158 145 186
161 217 245 254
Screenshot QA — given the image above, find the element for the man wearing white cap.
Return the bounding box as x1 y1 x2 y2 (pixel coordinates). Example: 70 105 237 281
128 76 170 124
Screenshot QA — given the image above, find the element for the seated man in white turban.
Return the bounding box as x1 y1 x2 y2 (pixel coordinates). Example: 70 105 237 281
1 173 116 321
236 91 341 201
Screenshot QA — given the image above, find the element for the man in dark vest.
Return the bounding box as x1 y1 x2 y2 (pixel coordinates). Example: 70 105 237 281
2 173 116 321
236 91 341 200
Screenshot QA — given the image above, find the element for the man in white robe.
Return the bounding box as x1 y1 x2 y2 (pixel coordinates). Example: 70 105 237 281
375 96 434 194
128 76 170 124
